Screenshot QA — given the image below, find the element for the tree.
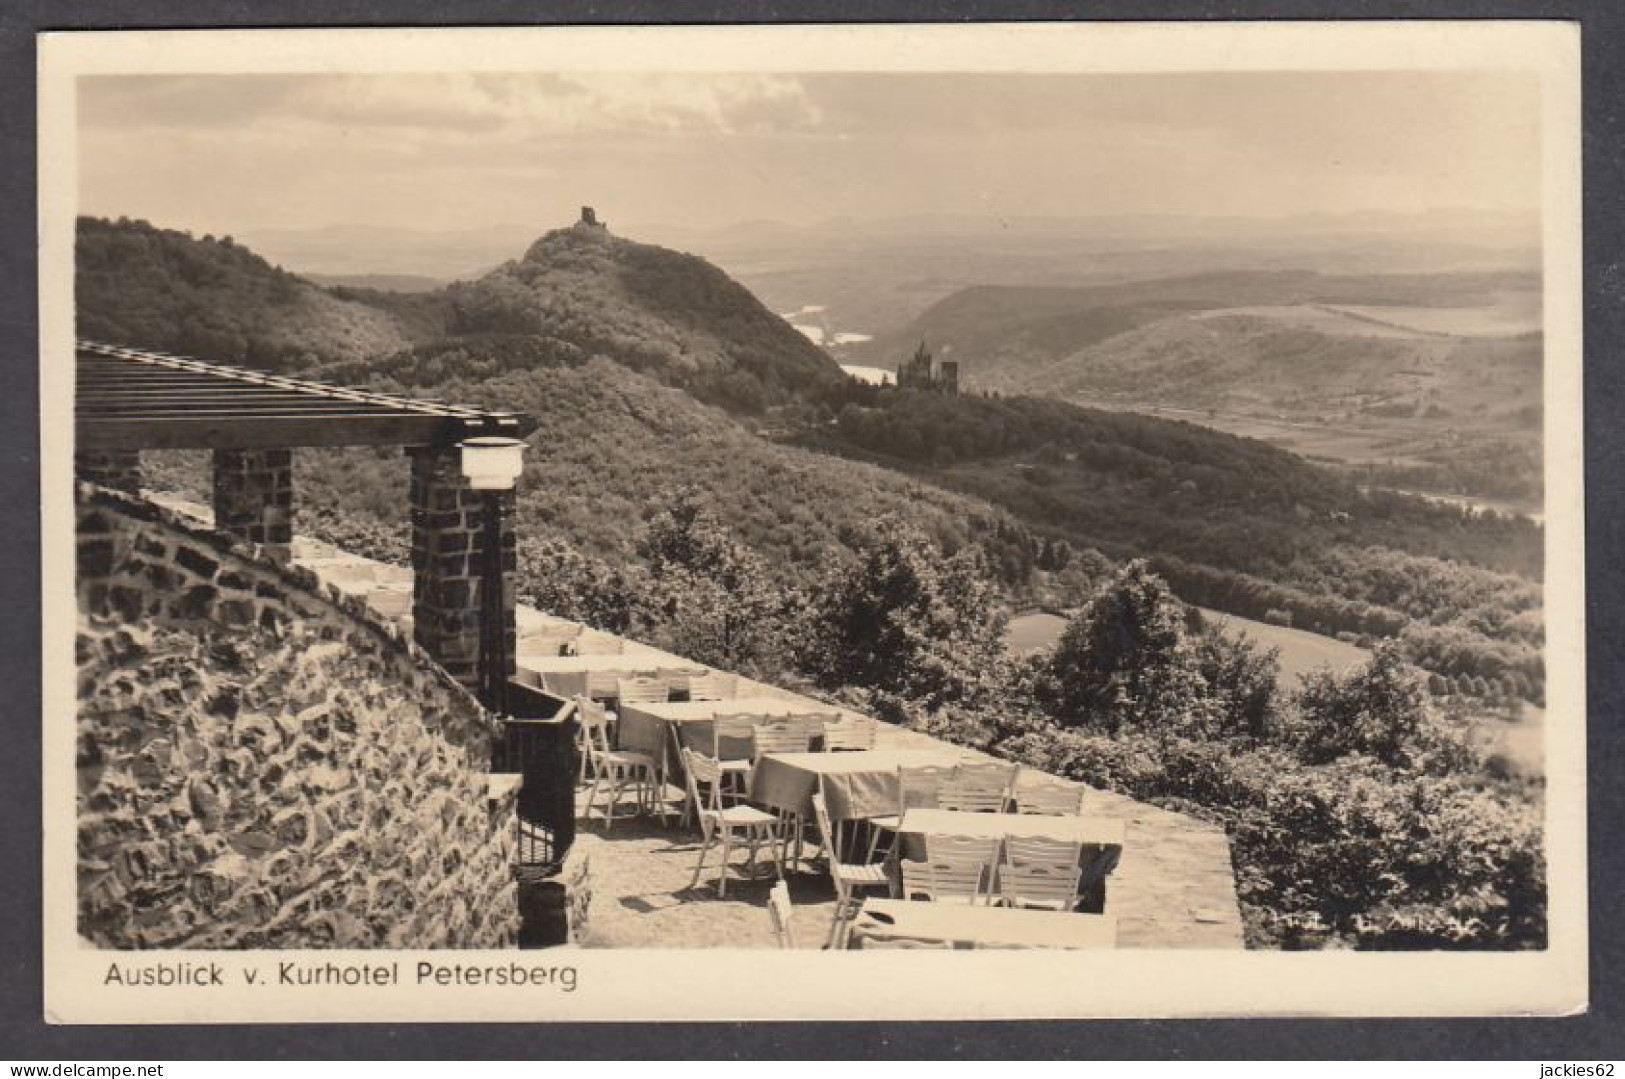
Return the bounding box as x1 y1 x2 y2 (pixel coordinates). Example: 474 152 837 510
1191 624 1281 740
800 518 1007 708
518 536 648 635
1290 639 1429 768
636 490 799 675
1042 560 1219 735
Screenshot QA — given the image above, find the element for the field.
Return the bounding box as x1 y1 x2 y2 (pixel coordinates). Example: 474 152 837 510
1329 292 1542 337
1187 305 1421 339
1194 608 1368 684
1009 609 1542 775
1007 608 1368 685
1005 611 1070 656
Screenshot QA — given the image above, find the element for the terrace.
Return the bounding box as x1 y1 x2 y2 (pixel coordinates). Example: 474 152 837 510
246 527 1244 951
83 340 1244 951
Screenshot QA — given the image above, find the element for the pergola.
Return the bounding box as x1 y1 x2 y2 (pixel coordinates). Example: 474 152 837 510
76 340 531 450
74 340 538 711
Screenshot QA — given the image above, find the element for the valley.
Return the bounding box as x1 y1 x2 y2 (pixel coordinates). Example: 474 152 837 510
73 206 1553 953
849 273 1542 506
75 213 1547 713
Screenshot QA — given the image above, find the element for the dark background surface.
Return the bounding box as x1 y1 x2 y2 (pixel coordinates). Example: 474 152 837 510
2 0 1619 1060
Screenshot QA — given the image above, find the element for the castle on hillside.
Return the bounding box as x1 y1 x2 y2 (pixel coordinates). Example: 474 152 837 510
576 206 608 232
896 341 959 395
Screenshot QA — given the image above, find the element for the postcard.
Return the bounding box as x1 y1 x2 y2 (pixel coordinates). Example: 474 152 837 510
40 20 1585 1022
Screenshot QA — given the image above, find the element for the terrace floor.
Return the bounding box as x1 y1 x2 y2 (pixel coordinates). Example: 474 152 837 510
146 494 1247 950
570 752 1246 950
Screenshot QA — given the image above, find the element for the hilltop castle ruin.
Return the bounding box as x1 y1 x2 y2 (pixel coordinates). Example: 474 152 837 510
896 341 959 395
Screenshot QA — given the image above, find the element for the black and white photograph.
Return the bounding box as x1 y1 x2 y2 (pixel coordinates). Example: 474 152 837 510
39 22 1586 1022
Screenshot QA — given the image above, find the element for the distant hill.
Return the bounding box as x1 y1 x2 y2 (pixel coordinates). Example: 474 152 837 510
79 215 850 416
856 269 1539 387
76 216 420 371
83 212 1545 702
850 269 1543 501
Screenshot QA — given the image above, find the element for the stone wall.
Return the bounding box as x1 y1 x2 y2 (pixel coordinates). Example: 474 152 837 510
75 450 143 495
213 449 294 563
76 483 520 949
409 447 516 693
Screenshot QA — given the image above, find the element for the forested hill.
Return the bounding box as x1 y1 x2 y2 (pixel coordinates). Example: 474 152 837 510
75 217 420 370
79 213 1545 701
426 221 849 410
79 215 850 414
856 269 1540 389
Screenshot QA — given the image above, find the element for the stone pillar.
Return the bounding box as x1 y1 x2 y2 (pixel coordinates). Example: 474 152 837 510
410 447 517 696
74 450 142 495
212 449 294 562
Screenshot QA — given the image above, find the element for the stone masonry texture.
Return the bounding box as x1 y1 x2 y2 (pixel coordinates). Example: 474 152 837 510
76 482 519 949
409 447 517 693
213 449 294 563
75 450 143 495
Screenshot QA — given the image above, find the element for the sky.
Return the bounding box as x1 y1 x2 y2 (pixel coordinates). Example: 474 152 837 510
76 70 1542 237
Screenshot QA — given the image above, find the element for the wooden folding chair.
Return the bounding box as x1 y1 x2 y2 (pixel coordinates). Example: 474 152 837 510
680 747 783 898
822 715 877 752
997 836 1084 911
899 834 999 905
1014 784 1087 816
811 793 891 948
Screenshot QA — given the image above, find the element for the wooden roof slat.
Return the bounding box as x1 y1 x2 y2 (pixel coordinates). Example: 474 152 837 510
77 414 468 452
74 340 535 451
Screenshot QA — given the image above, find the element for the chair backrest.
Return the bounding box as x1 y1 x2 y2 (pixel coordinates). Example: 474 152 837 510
655 668 700 696
955 761 1020 791
712 713 758 760
794 711 840 741
822 715 877 752
767 881 797 949
686 672 738 701
939 762 1018 813
916 834 999 903
898 859 937 903
616 676 669 706
583 670 624 699
897 764 954 811
899 855 990 904
752 718 815 759
680 747 722 817
999 836 1084 910
1015 784 1087 816
578 696 614 755
810 792 840 864
938 776 1010 814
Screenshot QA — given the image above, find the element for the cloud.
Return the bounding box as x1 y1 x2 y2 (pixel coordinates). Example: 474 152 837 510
79 72 822 138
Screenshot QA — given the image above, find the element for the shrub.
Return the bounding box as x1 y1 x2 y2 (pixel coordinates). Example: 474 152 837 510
1288 640 1428 768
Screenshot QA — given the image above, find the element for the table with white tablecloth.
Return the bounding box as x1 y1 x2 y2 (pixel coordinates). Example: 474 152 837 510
514 654 705 701
850 897 1118 950
619 697 817 775
750 747 970 822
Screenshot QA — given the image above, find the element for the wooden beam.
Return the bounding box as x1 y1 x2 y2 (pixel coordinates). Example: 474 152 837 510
74 340 538 446
77 391 363 406
77 402 401 417
76 413 468 451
